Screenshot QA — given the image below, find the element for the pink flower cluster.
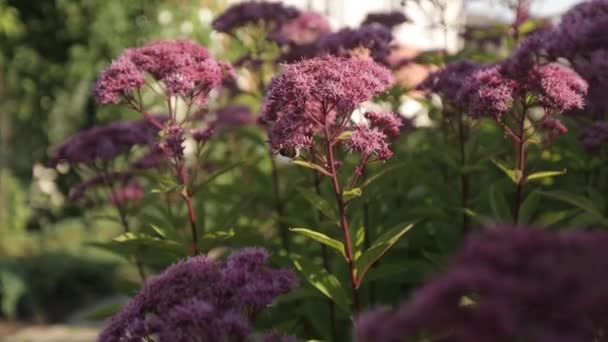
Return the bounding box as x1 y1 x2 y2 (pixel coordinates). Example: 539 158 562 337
93 40 232 105
261 55 393 152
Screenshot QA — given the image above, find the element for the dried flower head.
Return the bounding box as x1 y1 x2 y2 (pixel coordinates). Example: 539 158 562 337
355 227 608 342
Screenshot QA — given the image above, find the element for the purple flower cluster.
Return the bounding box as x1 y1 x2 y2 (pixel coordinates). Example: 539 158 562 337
316 25 394 65
579 121 608 151
261 55 393 151
361 11 409 29
458 65 516 119
99 248 298 342
50 119 161 167
212 1 300 34
459 62 588 119
347 126 393 160
355 227 608 342
214 105 255 127
417 60 481 108
94 40 230 105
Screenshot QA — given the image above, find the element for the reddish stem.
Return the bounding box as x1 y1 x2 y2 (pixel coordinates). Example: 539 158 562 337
324 128 360 313
512 110 527 223
177 162 199 256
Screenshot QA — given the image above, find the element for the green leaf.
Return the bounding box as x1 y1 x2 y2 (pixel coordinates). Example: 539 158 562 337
525 169 566 183
336 130 353 140
290 228 345 258
360 161 408 189
343 187 362 202
0 270 26 319
199 229 235 250
354 222 415 287
292 257 351 315
518 191 540 224
291 160 330 176
491 159 519 184
488 184 512 221
541 191 608 225
194 160 249 192
298 188 336 220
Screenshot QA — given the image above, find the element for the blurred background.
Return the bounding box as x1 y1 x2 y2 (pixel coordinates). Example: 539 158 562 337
0 0 584 340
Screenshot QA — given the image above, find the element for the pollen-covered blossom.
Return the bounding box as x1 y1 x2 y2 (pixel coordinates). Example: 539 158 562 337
361 11 409 29
417 60 481 107
316 25 394 65
99 248 298 342
459 65 515 119
278 11 332 45
579 121 608 151
355 227 608 342
261 55 393 151
50 119 161 167
347 126 393 160
211 1 300 34
94 40 230 105
109 183 145 206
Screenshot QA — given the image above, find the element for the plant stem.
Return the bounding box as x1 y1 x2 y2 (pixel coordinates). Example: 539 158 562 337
457 113 470 233
324 129 360 313
116 207 146 282
512 111 527 223
269 150 290 252
178 162 199 256
314 170 338 342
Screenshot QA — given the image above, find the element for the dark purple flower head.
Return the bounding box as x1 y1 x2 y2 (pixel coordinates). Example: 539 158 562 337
93 52 145 104
99 248 297 341
361 11 409 29
418 60 482 107
214 105 255 127
548 0 608 58
50 119 160 167
347 126 393 160
212 1 300 34
161 125 185 158
579 121 608 152
132 145 167 170
355 227 608 342
157 300 250 342
278 11 332 45
191 125 215 143
364 111 403 138
459 65 516 119
262 55 392 151
501 28 554 78
94 40 230 105
316 25 394 65
528 63 588 112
